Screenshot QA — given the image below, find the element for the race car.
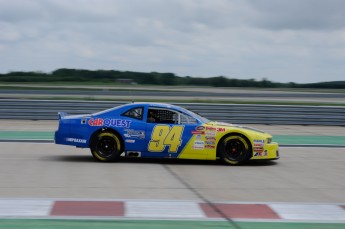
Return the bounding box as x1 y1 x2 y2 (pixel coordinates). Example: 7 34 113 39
54 102 279 165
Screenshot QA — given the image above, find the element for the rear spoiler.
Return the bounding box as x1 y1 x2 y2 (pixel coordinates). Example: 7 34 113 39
58 112 68 120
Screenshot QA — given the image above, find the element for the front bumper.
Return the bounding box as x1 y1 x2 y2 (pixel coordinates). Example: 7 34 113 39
250 142 279 160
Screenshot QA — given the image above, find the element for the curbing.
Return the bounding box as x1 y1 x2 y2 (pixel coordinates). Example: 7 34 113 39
0 199 345 222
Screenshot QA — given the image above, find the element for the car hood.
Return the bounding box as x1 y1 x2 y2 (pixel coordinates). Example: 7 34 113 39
206 121 266 134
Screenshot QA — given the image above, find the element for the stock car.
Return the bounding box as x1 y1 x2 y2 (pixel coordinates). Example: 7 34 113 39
54 102 279 165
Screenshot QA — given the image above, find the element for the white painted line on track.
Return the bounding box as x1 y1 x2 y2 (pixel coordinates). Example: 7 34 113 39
270 204 345 221
126 201 205 218
1 199 345 222
0 199 53 217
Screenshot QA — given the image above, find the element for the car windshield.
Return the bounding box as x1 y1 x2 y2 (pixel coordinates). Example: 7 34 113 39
180 107 210 123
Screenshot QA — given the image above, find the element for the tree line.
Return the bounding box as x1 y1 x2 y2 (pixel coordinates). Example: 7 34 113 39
0 68 344 89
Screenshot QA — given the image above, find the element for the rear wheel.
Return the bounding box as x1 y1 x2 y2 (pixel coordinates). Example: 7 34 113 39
90 132 122 162
218 134 251 165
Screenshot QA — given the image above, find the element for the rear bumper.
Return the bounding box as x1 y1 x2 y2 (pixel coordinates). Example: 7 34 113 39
54 130 89 148
54 130 70 145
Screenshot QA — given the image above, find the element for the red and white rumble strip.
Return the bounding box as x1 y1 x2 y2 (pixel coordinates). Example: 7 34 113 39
0 199 345 222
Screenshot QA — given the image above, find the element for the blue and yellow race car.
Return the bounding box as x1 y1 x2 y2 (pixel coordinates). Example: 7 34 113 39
55 102 279 165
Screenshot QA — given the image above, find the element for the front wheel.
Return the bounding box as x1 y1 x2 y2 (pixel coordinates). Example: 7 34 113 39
218 134 251 165
90 132 123 162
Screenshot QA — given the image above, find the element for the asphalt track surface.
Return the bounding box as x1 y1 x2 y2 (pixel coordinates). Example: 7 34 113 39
0 142 344 202
1 122 345 228
1 121 344 202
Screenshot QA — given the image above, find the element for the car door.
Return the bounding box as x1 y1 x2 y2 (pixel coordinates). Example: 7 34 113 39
144 107 201 158
120 106 147 152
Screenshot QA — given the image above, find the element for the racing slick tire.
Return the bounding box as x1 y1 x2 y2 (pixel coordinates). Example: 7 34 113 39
218 134 252 165
90 131 123 162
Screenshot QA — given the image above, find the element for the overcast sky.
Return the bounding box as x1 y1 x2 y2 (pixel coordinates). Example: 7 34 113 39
1 0 345 83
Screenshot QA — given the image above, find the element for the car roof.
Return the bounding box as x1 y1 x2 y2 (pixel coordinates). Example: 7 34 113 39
134 102 180 109
115 102 180 110
96 102 184 114
128 102 198 115
94 102 206 123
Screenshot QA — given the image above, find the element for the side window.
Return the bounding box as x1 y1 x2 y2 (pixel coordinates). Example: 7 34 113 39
179 113 198 124
122 107 143 120
147 108 178 124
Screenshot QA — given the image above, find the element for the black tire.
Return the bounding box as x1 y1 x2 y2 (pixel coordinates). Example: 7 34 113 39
218 134 251 165
90 132 122 162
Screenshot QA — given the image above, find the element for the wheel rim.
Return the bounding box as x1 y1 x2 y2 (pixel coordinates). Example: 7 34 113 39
223 137 247 162
96 136 117 158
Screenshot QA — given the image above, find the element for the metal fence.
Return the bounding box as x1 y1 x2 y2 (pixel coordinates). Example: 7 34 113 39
1 99 344 126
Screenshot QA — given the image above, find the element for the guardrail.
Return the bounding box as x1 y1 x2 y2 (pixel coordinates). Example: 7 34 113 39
1 99 344 126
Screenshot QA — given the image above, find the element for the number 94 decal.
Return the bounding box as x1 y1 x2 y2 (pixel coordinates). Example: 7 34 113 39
148 125 184 153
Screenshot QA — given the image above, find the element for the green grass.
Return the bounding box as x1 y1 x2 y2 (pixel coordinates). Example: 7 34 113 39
0 219 344 229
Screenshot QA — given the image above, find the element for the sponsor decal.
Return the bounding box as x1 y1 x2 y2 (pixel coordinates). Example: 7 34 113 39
196 126 205 131
196 134 202 140
192 141 204 150
254 143 264 147
206 126 216 131
205 145 215 149
88 118 103 126
124 129 145 139
205 141 216 145
205 131 216 137
254 150 268 157
125 139 136 143
88 118 131 128
66 138 86 143
254 147 264 153
217 127 225 132
254 139 264 147
191 130 204 135
205 136 216 140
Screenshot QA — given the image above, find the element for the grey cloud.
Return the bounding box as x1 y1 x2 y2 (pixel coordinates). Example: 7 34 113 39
0 0 345 83
247 0 345 30
0 1 44 22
